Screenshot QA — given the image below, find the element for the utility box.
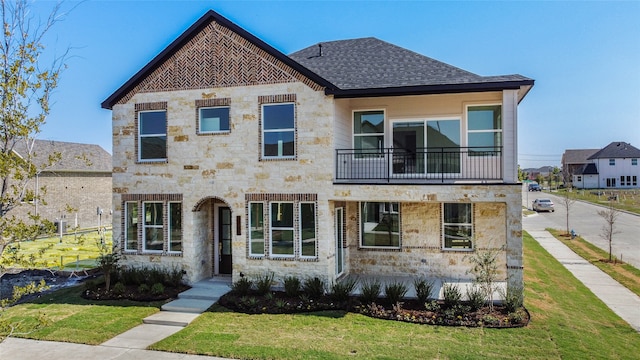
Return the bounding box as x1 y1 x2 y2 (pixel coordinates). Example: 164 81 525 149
54 220 67 234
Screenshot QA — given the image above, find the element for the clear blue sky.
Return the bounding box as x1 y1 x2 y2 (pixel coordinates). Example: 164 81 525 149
30 0 640 169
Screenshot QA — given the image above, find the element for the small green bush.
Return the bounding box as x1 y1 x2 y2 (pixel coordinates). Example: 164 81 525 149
231 277 253 296
502 284 524 313
384 281 408 304
413 277 434 303
465 285 485 311
302 277 325 299
329 277 358 302
283 276 301 297
151 283 165 296
84 279 98 292
443 283 462 307
360 279 381 304
112 282 126 295
138 283 150 293
255 272 274 295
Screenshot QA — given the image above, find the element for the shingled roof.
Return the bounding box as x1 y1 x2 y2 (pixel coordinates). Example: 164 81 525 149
102 10 534 108
13 140 112 173
562 149 599 164
290 37 533 99
588 142 640 160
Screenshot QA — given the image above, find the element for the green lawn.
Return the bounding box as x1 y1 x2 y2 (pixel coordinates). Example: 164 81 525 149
1 285 163 344
1 229 111 271
3 232 639 358
150 233 639 359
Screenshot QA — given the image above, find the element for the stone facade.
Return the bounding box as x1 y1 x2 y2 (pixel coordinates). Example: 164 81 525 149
105 12 526 298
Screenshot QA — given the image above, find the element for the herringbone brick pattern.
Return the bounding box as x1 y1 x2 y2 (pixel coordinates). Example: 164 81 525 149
117 21 322 105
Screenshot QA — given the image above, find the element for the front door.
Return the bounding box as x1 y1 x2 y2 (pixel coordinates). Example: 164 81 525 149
218 207 232 274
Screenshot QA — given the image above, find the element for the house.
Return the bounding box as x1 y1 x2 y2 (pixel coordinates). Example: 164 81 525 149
561 149 598 185
571 142 640 189
101 10 534 297
9 140 112 230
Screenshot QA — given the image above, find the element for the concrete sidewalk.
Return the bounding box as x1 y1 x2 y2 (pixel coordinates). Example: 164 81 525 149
0 337 231 360
524 226 640 332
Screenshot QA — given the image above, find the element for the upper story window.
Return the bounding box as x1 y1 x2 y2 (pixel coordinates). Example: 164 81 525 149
199 107 230 134
467 105 502 153
138 110 167 161
354 110 385 157
442 203 473 251
609 159 615 166
632 158 638 166
262 103 295 159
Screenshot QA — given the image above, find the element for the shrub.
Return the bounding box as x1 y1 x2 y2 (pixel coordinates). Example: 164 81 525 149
151 283 165 296
283 276 301 297
302 277 325 299
384 281 408 304
329 277 358 302
443 283 462 307
112 282 125 296
501 283 524 313
466 285 485 311
231 277 253 296
413 277 434 303
360 278 381 304
255 272 275 295
84 279 98 292
138 283 150 293
424 300 440 312
164 266 184 287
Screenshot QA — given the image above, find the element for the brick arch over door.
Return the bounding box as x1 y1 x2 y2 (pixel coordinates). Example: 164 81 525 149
192 196 229 211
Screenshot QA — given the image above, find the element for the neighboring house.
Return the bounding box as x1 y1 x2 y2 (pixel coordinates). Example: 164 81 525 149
101 10 534 296
9 140 112 230
561 149 598 185
572 142 640 189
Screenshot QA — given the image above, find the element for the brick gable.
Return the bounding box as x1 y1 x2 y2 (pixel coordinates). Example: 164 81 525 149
117 21 322 105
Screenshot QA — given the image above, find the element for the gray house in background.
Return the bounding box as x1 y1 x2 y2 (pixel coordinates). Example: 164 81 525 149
10 140 112 230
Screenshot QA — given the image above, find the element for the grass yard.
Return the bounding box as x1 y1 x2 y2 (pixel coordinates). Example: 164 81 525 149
547 228 640 297
1 285 162 344
555 189 640 215
0 229 112 271
2 232 638 358
149 232 640 360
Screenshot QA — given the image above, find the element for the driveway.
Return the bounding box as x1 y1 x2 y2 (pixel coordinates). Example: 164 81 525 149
522 186 640 269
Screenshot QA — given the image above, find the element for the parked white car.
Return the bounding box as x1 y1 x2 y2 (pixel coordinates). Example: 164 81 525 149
532 198 554 212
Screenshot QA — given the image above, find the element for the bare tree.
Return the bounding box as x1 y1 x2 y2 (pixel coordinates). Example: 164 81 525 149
597 202 620 262
559 190 576 235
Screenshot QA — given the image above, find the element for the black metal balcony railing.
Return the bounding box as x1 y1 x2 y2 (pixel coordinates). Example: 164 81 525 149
335 147 503 183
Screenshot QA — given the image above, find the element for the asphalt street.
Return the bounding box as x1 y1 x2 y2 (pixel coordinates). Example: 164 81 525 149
522 186 640 269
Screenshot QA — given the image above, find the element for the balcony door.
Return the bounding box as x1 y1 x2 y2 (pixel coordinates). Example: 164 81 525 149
391 118 460 177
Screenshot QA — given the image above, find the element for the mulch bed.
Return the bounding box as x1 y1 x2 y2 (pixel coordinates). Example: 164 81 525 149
217 291 529 328
82 283 190 302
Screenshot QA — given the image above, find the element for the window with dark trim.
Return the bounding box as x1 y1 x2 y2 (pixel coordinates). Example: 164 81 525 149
138 110 167 161
442 203 473 250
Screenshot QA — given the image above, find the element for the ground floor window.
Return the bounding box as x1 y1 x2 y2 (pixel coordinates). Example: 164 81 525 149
122 194 183 254
246 194 317 259
606 178 616 187
442 203 473 250
359 202 400 249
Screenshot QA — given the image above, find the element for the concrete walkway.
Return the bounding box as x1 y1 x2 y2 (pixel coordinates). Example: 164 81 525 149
524 221 640 332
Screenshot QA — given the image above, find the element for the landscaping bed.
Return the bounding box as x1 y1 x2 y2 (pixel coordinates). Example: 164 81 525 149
217 277 529 328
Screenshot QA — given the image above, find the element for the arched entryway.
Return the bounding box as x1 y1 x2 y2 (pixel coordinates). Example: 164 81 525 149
193 197 233 277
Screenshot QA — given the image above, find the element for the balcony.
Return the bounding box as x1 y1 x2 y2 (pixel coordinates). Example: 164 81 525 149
335 147 503 184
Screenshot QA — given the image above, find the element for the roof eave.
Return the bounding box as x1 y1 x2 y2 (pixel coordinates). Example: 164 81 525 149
326 79 535 99
101 10 337 110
